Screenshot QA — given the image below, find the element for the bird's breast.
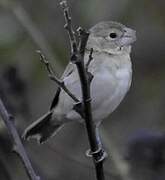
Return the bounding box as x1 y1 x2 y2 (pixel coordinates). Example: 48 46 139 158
89 54 132 124
62 52 132 125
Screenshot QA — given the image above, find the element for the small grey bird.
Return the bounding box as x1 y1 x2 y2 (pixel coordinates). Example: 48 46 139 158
23 21 136 144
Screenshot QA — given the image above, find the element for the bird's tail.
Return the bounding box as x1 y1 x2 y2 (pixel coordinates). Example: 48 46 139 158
22 111 63 144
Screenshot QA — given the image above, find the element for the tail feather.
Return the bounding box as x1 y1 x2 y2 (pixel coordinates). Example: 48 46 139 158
23 111 62 144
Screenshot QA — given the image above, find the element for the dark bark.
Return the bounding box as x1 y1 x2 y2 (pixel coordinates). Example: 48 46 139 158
0 99 40 180
60 1 106 180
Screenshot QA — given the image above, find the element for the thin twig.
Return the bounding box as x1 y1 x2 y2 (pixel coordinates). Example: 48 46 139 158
60 0 78 56
77 28 106 180
86 48 94 70
0 99 40 180
60 1 106 180
36 50 79 103
85 48 94 83
36 50 57 76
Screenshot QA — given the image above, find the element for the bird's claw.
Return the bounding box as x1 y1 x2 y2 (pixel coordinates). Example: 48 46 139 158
86 147 107 163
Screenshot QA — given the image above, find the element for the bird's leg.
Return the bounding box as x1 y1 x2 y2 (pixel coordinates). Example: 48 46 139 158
86 126 107 162
95 126 102 147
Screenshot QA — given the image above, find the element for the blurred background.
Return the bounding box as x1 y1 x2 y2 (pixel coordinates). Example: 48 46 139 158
0 0 165 180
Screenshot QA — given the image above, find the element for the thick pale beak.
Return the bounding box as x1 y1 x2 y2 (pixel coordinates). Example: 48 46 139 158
120 27 136 46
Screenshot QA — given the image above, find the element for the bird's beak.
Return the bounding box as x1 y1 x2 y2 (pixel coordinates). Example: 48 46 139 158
120 27 136 46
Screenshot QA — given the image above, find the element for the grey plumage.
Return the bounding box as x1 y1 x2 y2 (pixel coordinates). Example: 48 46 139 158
23 111 62 143
23 21 136 143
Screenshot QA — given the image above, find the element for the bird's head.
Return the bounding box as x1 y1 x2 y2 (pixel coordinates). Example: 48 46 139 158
87 21 136 55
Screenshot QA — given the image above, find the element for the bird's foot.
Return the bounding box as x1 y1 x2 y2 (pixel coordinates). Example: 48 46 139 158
86 147 107 163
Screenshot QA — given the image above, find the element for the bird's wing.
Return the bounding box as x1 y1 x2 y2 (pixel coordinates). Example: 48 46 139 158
50 62 75 110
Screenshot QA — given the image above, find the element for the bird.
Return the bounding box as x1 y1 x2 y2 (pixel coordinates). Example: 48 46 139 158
23 21 136 144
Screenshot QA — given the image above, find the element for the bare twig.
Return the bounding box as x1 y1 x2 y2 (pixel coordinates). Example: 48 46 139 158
77 27 106 180
36 50 57 76
86 48 94 70
60 1 106 180
0 99 40 180
36 50 79 103
86 48 94 83
60 0 78 56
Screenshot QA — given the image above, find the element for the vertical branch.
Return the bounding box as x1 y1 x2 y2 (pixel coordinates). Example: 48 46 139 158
60 1 106 180
0 99 40 180
76 28 106 180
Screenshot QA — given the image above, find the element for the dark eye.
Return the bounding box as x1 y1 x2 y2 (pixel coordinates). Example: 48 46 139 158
109 32 117 39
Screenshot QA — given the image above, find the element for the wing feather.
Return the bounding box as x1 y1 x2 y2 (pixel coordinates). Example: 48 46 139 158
50 62 75 109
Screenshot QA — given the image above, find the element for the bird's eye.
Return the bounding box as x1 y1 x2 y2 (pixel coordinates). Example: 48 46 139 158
109 32 117 39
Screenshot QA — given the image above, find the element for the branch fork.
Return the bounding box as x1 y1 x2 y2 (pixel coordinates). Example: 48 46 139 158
36 50 79 103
